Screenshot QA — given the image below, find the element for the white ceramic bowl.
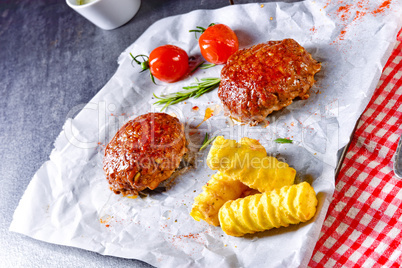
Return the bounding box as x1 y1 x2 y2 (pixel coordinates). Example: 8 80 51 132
66 0 141 30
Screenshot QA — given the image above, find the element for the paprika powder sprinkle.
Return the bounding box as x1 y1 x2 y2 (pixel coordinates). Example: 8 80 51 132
318 0 394 43
373 0 391 14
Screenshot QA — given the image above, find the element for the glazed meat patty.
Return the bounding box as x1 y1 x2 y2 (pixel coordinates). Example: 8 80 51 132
103 113 187 196
218 38 321 125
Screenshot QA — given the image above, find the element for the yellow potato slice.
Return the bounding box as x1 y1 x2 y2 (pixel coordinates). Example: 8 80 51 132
190 172 249 226
219 182 318 237
207 136 296 192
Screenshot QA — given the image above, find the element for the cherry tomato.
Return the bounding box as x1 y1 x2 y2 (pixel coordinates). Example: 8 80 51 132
198 24 239 65
148 45 189 83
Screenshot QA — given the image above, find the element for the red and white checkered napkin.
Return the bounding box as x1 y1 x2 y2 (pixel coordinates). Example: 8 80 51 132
308 39 402 267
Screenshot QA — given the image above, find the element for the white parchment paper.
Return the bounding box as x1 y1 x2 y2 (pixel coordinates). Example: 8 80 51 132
10 1 402 267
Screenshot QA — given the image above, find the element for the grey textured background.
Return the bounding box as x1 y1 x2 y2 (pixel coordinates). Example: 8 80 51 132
0 0 295 267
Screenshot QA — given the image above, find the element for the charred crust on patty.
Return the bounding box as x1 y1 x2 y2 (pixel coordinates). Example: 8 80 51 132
103 112 188 196
218 39 321 125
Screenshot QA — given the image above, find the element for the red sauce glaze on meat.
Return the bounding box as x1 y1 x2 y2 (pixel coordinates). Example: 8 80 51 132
218 39 321 125
103 113 187 196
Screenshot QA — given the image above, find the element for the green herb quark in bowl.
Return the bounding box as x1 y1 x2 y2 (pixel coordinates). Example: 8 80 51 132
77 0 96 5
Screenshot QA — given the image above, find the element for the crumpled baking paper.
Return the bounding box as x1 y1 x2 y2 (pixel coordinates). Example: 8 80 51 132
10 1 402 267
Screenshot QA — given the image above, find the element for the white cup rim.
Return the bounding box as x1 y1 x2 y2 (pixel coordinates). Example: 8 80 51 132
66 0 141 30
66 0 101 9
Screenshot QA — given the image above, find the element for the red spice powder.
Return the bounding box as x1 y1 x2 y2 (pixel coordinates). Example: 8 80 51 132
327 0 393 43
179 233 200 239
338 29 347 40
356 0 366 10
337 4 352 21
310 26 317 33
356 11 366 19
372 0 391 14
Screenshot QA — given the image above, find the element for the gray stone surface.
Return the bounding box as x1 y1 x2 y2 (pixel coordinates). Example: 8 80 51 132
0 0 284 267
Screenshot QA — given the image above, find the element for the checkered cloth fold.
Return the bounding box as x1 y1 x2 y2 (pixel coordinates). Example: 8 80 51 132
309 38 402 267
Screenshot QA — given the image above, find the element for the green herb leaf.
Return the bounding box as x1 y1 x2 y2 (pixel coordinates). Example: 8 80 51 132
274 138 293 144
189 26 206 33
190 61 205 74
200 63 216 69
189 23 217 39
202 133 209 144
140 61 149 70
149 73 156 85
199 134 216 151
130 53 157 85
153 77 221 110
130 53 149 69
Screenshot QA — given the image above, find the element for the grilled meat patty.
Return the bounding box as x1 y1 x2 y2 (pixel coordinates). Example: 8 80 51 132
218 39 321 125
103 113 187 196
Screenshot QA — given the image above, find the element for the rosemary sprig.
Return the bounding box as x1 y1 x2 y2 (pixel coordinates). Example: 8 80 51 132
129 53 156 84
199 133 217 151
189 62 215 74
190 61 205 74
153 77 221 110
200 63 216 69
189 23 216 39
274 138 293 144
